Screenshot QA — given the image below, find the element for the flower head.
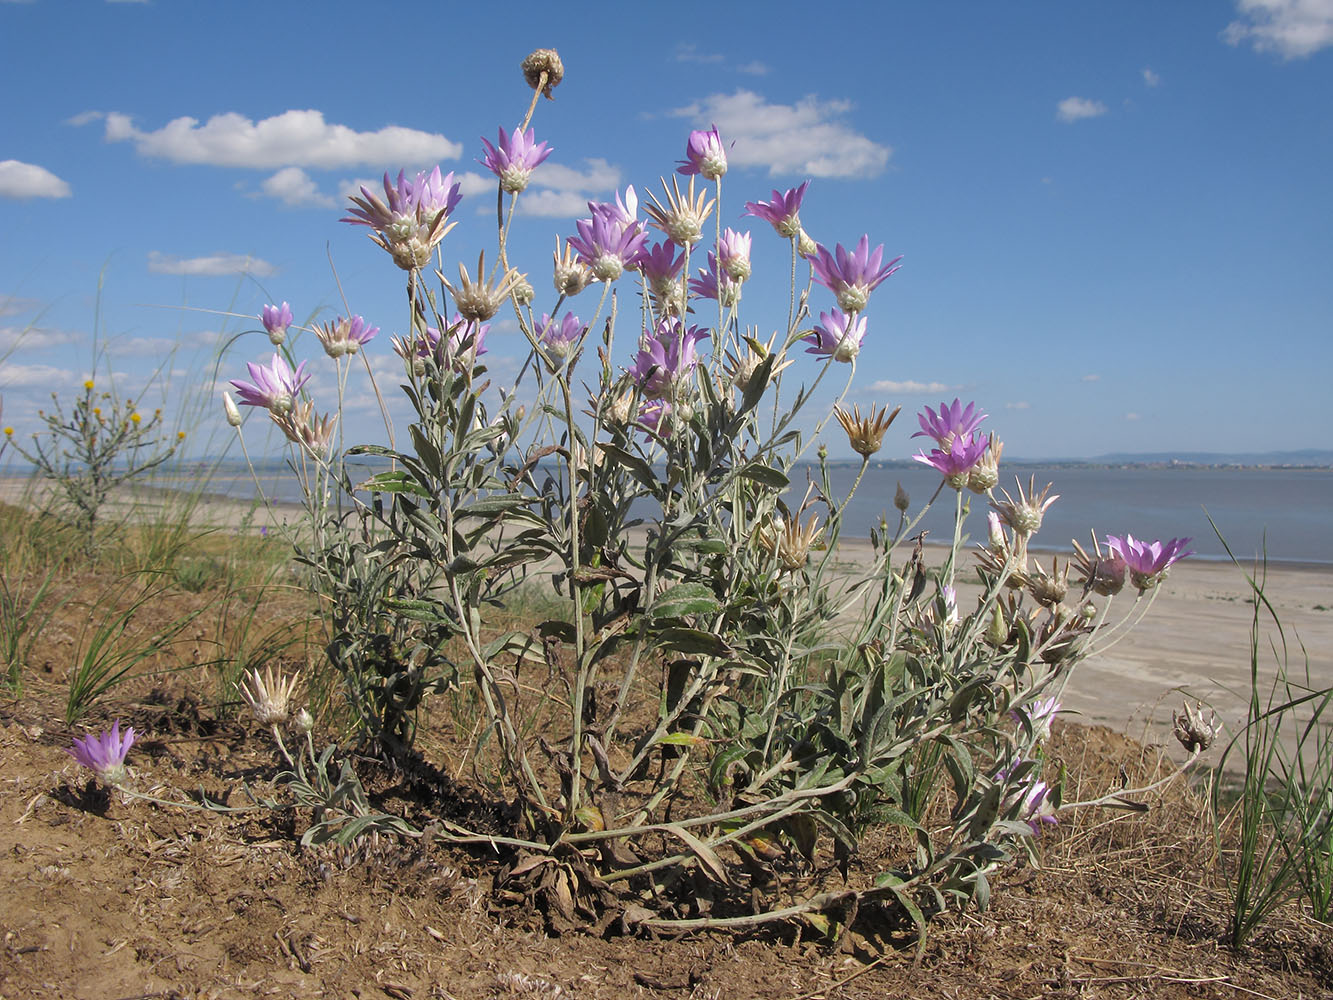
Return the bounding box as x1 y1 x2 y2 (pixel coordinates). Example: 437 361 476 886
810 236 903 313
716 228 752 282
272 400 337 457
521 48 564 99
757 515 824 573
480 126 553 193
553 238 594 296
1173 700 1219 753
991 476 1058 537
260 302 293 346
966 433 1004 494
567 211 647 283
677 125 727 180
803 309 866 363
342 167 462 271
629 318 709 400
536 311 585 364
229 354 311 416
443 252 526 322
67 720 136 786
834 403 901 458
222 391 242 427
1014 697 1062 743
1105 534 1193 591
635 240 687 313
722 330 791 393
744 182 810 239
1072 533 1127 596
238 666 300 727
644 175 715 247
914 432 991 489
689 252 742 308
912 398 988 450
315 315 378 358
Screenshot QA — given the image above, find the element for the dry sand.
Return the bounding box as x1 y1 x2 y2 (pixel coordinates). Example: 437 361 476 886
5 473 1329 752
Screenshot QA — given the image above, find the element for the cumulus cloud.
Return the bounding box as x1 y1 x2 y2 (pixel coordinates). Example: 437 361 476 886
1081 373 1101 382
1056 97 1108 123
100 109 461 169
260 166 334 207
513 189 599 218
1124 412 1141 421
0 160 72 199
1224 0 1333 58
1005 401 1031 410
1142 67 1161 86
147 251 276 277
866 379 957 395
671 90 890 178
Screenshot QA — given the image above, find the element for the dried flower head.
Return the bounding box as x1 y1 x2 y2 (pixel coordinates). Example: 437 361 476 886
834 403 901 458
644 175 715 247
67 719 136 786
722 331 790 393
1072 533 1127 596
315 314 379 358
272 400 337 458
442 252 526 322
553 238 593 296
967 433 1004 494
757 515 824 573
1173 700 1218 753
992 476 1058 537
1026 555 1070 607
521 48 564 99
238 666 300 727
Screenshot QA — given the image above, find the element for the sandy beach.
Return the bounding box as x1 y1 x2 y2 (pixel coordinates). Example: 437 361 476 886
4 473 1329 752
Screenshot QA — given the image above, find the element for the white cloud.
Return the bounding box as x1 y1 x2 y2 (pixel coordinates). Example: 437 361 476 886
104 335 180 357
1142 67 1161 87
102 109 462 169
0 296 41 318
738 61 770 76
1081 373 1101 382
1056 97 1108 123
513 189 598 218
1224 0 1333 58
674 42 723 65
0 160 72 199
0 362 77 390
866 379 957 395
0 325 82 351
260 166 334 207
1005 401 1031 410
147 251 276 277
65 110 104 127
533 158 621 193
671 90 890 178
1124 412 1141 421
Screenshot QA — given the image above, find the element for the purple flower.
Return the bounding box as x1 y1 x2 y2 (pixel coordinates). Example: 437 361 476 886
744 182 810 238
1105 534 1193 590
341 167 462 270
436 315 490 370
567 211 648 283
315 314 378 358
636 398 674 436
914 433 991 488
803 308 866 363
810 236 903 313
67 719 136 786
260 302 293 346
480 126 553 193
629 318 709 400
1013 697 1061 743
912 399 988 449
1020 781 1058 834
537 312 584 362
689 252 742 308
230 353 310 416
634 240 685 285
676 125 727 180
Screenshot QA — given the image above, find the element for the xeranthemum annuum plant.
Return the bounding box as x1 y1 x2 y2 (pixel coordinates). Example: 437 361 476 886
222 50 1198 941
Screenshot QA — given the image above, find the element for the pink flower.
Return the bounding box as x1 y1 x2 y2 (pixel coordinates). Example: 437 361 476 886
537 312 584 362
744 182 809 239
629 318 709 400
230 353 310 415
676 125 727 180
480 126 553 193
1105 534 1193 590
810 236 903 313
803 309 866 363
914 433 991 488
260 302 293 345
67 720 136 786
912 399 987 449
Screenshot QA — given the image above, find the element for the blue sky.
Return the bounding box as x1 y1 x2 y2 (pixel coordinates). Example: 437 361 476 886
1 0 1330 461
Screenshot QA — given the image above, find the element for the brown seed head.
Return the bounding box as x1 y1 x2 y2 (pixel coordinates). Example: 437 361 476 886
834 403 901 458
522 49 564 99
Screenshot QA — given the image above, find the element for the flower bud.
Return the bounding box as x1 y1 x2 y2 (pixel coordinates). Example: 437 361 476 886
894 482 910 512
294 708 314 734
1172 701 1218 753
222 392 242 427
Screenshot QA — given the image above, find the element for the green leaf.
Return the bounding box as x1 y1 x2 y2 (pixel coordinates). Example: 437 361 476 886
597 443 658 490
655 627 729 657
356 470 432 498
737 461 788 489
652 582 721 618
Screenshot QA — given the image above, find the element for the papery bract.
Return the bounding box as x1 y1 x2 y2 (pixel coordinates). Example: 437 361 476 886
480 126 553 193
913 398 987 449
1105 534 1193 590
630 318 709 400
914 432 991 488
744 182 809 238
676 125 727 180
261 302 293 345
